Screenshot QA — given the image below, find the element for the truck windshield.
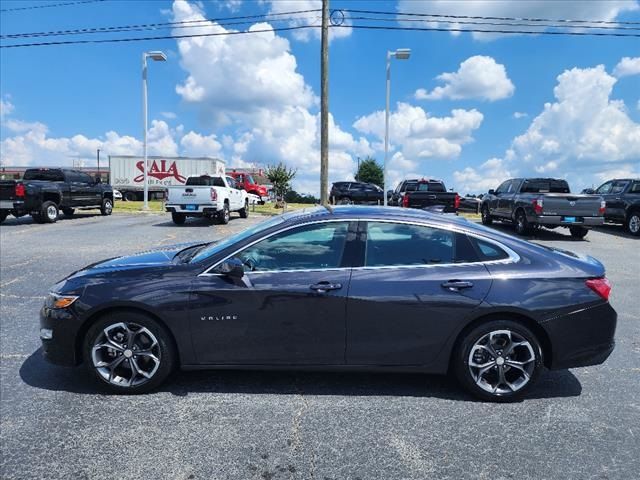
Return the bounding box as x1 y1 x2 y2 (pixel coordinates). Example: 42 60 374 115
23 169 65 182
521 179 570 193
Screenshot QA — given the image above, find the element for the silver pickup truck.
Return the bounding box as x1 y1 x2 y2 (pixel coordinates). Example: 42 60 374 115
480 178 605 238
165 175 249 225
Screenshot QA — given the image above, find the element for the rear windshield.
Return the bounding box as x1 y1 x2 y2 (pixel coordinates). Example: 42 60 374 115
416 182 446 192
23 169 65 182
186 176 224 187
521 179 570 193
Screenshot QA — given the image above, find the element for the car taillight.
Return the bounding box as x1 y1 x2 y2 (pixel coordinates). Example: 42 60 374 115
454 193 460 210
210 188 217 201
586 277 611 301
599 200 606 215
402 193 410 208
15 183 25 197
532 198 543 215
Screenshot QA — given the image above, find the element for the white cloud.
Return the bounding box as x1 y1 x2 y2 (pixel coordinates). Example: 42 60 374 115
397 0 639 41
613 56 640 78
161 111 177 119
265 0 352 42
180 131 223 157
453 158 513 194
416 56 514 101
513 112 528 119
0 98 14 119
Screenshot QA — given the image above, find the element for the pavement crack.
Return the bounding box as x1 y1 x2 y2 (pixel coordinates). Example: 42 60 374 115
288 377 310 479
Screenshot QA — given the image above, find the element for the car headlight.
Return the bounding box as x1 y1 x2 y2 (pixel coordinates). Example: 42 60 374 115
46 293 79 309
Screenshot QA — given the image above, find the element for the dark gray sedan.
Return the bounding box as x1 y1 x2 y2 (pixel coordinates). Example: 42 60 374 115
40 206 616 401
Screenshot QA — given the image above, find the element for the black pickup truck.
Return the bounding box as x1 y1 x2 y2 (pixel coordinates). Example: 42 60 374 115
389 178 460 213
481 178 605 238
0 168 114 224
330 181 384 204
583 178 640 236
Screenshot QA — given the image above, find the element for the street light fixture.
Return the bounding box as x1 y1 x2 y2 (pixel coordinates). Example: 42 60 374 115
142 50 167 210
383 48 411 206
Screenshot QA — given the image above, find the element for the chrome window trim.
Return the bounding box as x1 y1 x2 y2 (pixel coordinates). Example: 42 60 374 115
198 217 520 277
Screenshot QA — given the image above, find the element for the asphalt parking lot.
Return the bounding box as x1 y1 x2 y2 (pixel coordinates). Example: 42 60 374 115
1 211 639 480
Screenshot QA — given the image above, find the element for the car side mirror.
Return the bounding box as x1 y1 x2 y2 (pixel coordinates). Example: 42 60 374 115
94 176 102 184
488 189 495 195
582 188 595 194
217 258 245 278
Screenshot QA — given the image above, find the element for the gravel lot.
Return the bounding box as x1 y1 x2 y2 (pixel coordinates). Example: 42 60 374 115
1 211 639 480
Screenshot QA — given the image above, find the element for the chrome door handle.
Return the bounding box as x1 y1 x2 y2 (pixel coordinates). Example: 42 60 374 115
310 282 342 293
441 280 474 291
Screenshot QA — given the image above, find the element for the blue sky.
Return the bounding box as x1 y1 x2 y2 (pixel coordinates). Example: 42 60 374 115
1 0 639 195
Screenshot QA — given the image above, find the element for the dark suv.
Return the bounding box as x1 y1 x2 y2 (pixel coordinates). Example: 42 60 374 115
330 181 384 205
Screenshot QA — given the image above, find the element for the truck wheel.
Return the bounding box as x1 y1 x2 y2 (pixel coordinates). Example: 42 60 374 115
124 192 137 202
626 211 640 236
62 208 75 217
171 212 186 225
569 226 589 239
338 197 352 205
481 206 493 225
514 210 532 236
100 198 113 216
0 210 7 223
41 201 59 223
218 203 230 224
239 200 249 219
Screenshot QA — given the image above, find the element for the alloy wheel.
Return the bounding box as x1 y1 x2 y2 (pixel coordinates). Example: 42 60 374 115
91 322 161 388
47 205 58 221
629 214 640 234
468 329 536 395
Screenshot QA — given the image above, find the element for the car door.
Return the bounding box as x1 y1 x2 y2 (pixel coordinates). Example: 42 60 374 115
595 181 617 219
66 171 91 206
497 180 518 217
79 171 101 206
189 220 357 364
606 180 631 221
490 181 510 217
346 221 492 366
225 176 241 209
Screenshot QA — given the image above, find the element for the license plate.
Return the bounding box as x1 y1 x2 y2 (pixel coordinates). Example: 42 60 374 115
185 204 197 211
564 216 576 223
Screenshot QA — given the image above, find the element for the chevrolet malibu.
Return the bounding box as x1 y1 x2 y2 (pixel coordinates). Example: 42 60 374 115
40 206 616 401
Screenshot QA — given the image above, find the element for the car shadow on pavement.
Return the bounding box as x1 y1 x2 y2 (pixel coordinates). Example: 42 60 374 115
0 213 102 226
485 222 593 242
20 348 582 402
592 224 637 240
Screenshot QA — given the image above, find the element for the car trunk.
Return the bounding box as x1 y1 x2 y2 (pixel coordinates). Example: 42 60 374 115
0 180 18 202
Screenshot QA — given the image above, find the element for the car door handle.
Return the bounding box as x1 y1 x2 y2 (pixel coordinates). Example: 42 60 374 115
441 280 474 291
310 282 342 293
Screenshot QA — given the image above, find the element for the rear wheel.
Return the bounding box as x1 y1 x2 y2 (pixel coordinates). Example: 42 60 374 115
453 320 543 402
83 311 176 394
100 198 113 216
239 200 249 219
218 203 230 224
626 211 640 236
338 196 352 205
171 212 186 225
62 208 75 217
41 201 59 223
514 210 532 236
124 192 137 202
0 210 7 223
481 205 493 225
569 226 589 239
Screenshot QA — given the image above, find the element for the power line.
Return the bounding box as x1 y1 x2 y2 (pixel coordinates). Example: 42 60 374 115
1 8 321 39
0 0 105 13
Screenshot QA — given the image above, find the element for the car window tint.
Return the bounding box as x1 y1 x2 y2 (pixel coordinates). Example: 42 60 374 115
611 181 629 194
495 181 509 194
79 172 93 184
595 181 613 194
454 234 480 263
405 182 418 192
631 182 640 193
237 222 349 271
471 237 510 261
365 222 455 266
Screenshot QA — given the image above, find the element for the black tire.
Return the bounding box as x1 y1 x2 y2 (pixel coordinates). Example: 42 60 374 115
82 311 177 394
62 208 75 217
338 197 352 205
0 210 7 223
481 205 493 225
514 209 532 236
124 192 137 202
171 212 186 225
569 226 589 239
218 203 230 224
453 319 543 402
239 200 249 219
100 198 113 216
40 201 59 223
626 211 640 237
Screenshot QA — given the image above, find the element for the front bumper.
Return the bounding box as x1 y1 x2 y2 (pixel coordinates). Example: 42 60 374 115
542 302 617 370
39 305 82 366
533 215 604 227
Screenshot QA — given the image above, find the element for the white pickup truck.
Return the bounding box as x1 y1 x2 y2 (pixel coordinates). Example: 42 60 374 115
165 175 249 225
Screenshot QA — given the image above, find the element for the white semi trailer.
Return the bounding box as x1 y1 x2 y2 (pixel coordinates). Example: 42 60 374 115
108 155 225 201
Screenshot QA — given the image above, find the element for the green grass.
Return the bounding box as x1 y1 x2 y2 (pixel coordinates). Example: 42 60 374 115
113 200 165 213
250 203 312 216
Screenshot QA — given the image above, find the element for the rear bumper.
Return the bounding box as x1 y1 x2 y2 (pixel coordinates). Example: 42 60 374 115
166 204 219 215
533 215 604 227
0 200 24 210
542 302 617 370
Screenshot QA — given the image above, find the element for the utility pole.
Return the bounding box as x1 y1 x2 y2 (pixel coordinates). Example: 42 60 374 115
319 0 329 206
97 149 101 176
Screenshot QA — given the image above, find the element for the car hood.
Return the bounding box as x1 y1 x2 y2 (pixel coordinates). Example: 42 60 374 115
67 242 206 278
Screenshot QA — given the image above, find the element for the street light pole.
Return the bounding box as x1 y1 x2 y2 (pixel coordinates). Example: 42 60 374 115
383 49 411 207
141 51 167 210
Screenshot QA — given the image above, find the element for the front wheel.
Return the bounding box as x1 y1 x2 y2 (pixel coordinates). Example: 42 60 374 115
453 320 543 402
626 211 640 236
218 203 230 224
83 311 176 394
239 200 249 219
514 210 532 236
481 206 493 225
100 198 113 216
569 226 589 239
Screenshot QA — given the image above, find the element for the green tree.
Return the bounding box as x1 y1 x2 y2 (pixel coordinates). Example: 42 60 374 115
266 163 297 205
355 156 383 187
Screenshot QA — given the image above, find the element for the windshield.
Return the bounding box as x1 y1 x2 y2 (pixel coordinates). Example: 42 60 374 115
190 215 285 263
